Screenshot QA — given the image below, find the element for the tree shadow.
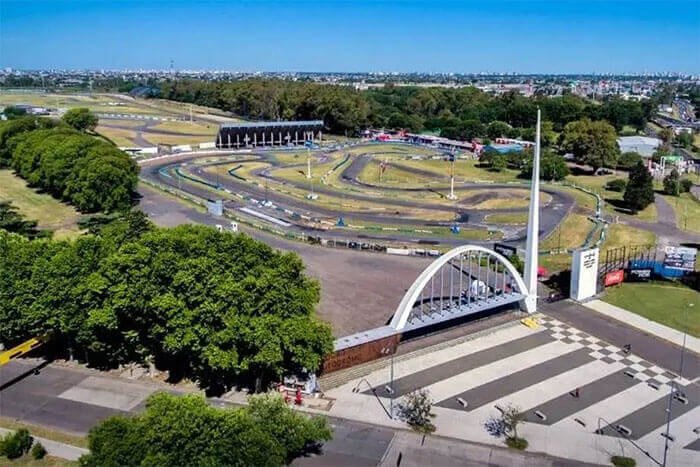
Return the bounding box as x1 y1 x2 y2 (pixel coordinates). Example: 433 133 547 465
603 198 634 214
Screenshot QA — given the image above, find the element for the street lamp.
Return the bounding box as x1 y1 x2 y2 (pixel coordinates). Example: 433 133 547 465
661 301 693 467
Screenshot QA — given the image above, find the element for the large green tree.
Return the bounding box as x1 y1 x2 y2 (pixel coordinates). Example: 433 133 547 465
520 151 569 181
623 161 655 212
561 118 620 173
2 125 138 212
0 221 333 391
81 392 331 467
61 108 99 132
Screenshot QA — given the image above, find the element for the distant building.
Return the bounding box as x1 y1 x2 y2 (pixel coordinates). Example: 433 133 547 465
617 136 661 158
215 120 324 148
483 143 524 154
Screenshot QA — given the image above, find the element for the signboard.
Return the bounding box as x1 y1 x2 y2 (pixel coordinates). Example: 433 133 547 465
206 199 223 217
494 243 517 258
663 246 697 271
629 268 652 282
604 269 624 287
570 248 599 301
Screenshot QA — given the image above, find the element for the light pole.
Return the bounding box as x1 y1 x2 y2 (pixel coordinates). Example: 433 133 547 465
661 301 693 467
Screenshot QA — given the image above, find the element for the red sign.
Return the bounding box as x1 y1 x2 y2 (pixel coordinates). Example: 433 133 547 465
604 269 624 287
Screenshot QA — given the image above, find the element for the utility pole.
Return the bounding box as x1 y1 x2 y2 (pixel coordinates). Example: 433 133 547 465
189 104 193 124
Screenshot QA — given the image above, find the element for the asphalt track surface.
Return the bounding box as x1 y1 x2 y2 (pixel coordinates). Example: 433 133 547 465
140 147 574 247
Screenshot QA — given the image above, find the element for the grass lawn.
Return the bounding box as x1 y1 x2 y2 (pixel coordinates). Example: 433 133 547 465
541 213 594 251
150 120 218 135
95 126 137 146
399 159 521 183
0 170 82 239
0 455 78 466
358 159 436 186
602 224 656 253
603 282 699 337
663 193 700 234
0 417 87 449
142 132 215 146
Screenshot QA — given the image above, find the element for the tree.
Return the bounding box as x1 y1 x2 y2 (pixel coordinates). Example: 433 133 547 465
520 151 569 181
397 389 436 434
81 392 333 467
484 404 527 450
617 151 643 170
605 179 627 192
561 118 620 173
676 131 693 149
623 161 655 212
0 428 33 459
61 108 98 132
486 121 511 140
2 106 27 119
663 168 681 196
491 152 507 172
0 222 334 392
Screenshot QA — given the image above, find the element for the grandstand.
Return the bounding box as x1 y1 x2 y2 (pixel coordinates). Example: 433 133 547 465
215 120 324 148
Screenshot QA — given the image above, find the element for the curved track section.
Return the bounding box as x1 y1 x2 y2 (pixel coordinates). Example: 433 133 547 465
140 144 573 247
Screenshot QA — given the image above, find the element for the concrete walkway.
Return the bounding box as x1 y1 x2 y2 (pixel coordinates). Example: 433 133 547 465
583 300 700 355
0 427 88 461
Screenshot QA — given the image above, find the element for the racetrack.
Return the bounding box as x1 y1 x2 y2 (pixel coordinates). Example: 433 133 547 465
140 144 574 247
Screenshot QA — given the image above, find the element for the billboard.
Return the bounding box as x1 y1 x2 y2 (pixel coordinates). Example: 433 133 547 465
662 246 697 271
570 248 599 301
493 243 517 258
604 269 624 287
628 268 652 282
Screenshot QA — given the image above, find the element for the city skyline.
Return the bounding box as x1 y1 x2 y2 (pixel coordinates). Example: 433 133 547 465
1 0 699 74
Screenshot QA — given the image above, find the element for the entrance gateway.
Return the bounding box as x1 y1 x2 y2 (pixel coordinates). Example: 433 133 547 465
322 110 545 373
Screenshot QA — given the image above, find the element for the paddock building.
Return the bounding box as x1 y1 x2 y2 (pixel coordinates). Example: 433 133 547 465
215 120 324 148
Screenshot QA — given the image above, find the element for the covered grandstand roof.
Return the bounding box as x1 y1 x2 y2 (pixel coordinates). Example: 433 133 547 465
219 120 324 129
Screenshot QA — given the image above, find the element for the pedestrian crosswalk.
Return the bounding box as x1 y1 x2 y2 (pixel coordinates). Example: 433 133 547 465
349 314 699 455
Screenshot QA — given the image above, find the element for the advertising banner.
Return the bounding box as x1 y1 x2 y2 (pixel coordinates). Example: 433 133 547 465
604 269 624 287
662 246 697 271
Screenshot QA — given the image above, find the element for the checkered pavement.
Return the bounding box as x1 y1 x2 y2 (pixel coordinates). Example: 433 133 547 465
538 315 683 388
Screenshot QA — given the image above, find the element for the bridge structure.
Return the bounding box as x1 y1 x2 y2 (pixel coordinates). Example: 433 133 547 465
323 110 542 373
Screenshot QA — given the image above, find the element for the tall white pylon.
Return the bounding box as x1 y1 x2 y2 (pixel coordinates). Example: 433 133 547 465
306 149 312 179
447 154 457 200
522 108 541 313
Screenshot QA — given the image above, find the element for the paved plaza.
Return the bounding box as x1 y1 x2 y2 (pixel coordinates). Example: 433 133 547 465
326 315 700 466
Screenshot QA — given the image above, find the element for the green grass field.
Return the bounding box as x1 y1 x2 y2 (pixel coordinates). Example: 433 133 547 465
0 170 82 239
0 455 78 466
603 283 699 337
602 224 656 253
663 193 700 234
150 120 218 135
95 126 137 146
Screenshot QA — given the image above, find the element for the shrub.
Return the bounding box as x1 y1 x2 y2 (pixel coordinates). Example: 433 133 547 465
505 437 528 450
663 168 681 196
611 455 636 467
606 178 628 192
31 442 47 460
680 178 693 193
0 428 33 459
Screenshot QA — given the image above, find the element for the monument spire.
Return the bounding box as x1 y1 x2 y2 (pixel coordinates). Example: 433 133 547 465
522 108 541 313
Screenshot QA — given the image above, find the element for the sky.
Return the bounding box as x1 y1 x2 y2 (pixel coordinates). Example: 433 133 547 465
1 0 699 74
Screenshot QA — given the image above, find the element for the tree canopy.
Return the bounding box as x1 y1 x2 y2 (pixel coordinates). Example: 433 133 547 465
61 107 99 132
561 118 620 172
158 79 654 139
623 161 655 212
0 120 138 212
0 218 333 391
81 392 332 467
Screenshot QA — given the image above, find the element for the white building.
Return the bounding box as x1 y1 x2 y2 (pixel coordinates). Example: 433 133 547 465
617 136 661 158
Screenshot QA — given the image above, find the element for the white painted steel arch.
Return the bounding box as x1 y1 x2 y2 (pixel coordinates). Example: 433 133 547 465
390 245 530 331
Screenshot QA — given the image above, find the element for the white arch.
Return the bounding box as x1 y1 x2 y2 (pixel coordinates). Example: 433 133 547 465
390 245 531 331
